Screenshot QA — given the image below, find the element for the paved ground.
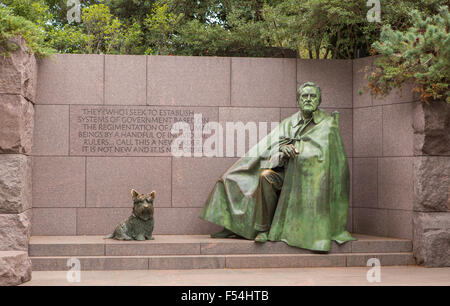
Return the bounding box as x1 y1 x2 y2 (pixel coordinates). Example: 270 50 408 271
22 266 450 286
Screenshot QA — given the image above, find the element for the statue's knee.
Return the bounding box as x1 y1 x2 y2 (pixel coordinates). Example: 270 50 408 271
260 170 273 182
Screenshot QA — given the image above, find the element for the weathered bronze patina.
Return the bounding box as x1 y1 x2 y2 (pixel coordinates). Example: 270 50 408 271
106 189 155 241
200 82 355 252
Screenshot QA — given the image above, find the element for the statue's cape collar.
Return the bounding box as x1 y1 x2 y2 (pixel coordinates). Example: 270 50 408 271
293 108 325 127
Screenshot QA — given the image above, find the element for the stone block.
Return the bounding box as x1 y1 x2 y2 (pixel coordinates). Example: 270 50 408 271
218 106 281 159
353 106 382 157
352 158 377 208
106 240 200 256
352 208 388 237
75 208 221 235
31 256 149 271
347 207 353 232
413 212 450 267
148 255 225 270
346 253 415 267
77 208 130 235
0 154 31 214
201 239 350 255
382 102 414 156
172 157 238 207
225 254 346 268
31 208 77 236
29 236 105 256
147 56 230 106
373 80 418 106
280 107 297 120
332 108 352 157
352 57 373 108
0 37 37 101
378 157 413 211
0 251 32 286
297 59 352 108
32 157 85 208
351 237 412 253
154 208 222 235
231 58 296 107
36 54 103 105
0 94 34 154
413 156 450 212
86 157 171 207
386 209 412 239
105 55 146 105
32 105 69 155
219 107 281 129
413 101 450 156
0 210 31 251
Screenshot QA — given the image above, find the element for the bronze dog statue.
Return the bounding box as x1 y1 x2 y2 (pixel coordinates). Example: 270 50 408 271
106 189 155 241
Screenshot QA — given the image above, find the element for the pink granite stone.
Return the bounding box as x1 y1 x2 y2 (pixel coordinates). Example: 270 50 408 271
352 158 378 209
32 105 69 155
0 251 32 285
36 54 103 105
105 55 146 105
31 208 77 236
0 154 31 214
382 102 415 157
353 57 373 108
0 94 34 154
0 37 37 102
297 59 352 108
353 106 382 157
32 157 85 208
172 157 238 207
147 56 230 106
0 210 31 251
231 58 297 107
86 157 171 208
378 157 413 211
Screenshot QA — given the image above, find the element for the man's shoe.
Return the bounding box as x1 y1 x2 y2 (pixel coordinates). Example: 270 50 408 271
254 231 268 243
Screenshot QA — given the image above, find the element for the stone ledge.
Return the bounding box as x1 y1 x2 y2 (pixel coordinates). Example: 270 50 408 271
0 251 32 285
29 234 412 257
30 252 414 271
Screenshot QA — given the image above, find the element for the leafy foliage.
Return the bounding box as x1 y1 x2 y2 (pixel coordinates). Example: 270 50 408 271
0 1 54 56
1 0 449 64
368 6 449 103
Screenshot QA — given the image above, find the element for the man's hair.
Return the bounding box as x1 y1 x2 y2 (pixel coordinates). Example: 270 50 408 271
297 82 322 105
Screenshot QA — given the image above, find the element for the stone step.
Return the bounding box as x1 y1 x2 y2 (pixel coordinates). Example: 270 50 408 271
30 252 415 271
29 234 412 257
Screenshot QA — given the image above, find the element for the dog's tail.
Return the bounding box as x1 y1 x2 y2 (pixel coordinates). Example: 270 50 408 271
104 233 114 239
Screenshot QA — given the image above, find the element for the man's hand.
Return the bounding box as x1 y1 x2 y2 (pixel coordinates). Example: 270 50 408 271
280 144 299 159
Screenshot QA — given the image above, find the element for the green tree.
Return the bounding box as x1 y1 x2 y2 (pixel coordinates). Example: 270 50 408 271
368 6 450 103
143 1 183 55
0 1 54 56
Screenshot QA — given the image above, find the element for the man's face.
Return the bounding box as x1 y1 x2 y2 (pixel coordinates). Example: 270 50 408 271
298 86 320 113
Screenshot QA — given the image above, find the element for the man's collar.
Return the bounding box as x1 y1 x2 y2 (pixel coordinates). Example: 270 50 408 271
294 109 325 127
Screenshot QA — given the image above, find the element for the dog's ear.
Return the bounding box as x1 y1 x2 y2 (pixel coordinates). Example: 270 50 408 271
131 189 139 201
149 191 156 199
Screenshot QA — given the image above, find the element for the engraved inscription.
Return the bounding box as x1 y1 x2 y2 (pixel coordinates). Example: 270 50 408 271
70 105 217 156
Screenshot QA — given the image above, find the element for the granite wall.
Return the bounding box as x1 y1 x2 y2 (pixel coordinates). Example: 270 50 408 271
31 55 354 236
352 56 419 240
0 37 34 285
412 101 450 267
